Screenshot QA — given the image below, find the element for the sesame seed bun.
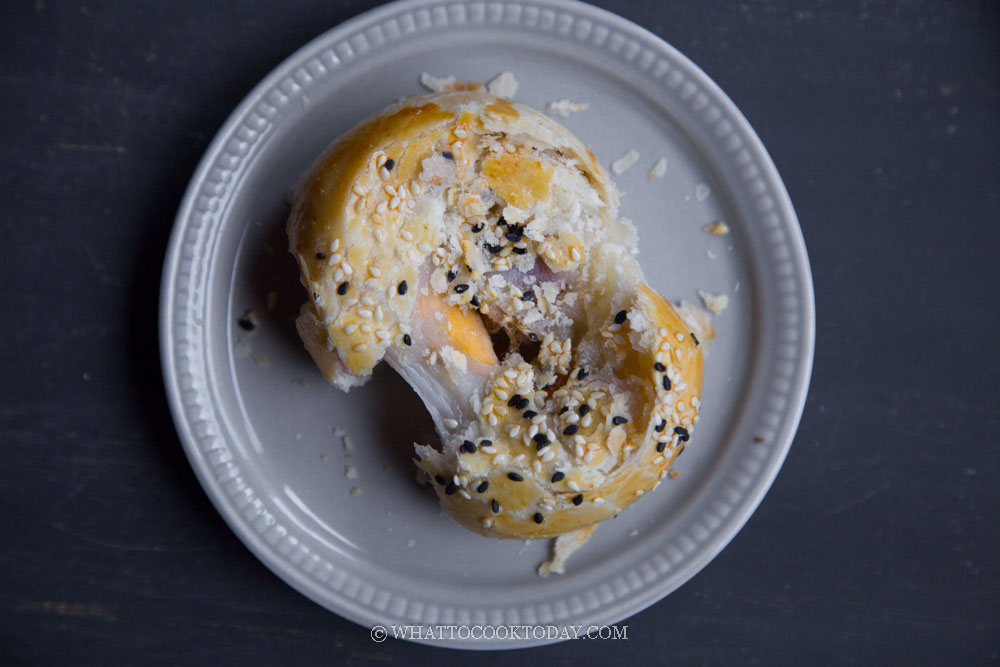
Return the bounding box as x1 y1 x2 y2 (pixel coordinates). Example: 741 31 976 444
288 90 709 540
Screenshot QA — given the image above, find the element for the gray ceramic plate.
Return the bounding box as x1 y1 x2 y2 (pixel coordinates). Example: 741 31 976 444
160 0 814 649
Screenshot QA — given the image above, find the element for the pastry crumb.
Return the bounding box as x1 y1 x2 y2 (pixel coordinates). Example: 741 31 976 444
695 183 711 200
342 434 354 451
648 157 668 180
706 250 716 259
486 71 518 98
350 486 362 496
545 99 589 117
266 290 278 311
698 289 729 314
237 309 258 332
320 454 328 462
538 524 598 577
294 378 309 388
345 465 358 479
611 149 640 175
705 221 730 236
669 469 680 479
419 72 457 92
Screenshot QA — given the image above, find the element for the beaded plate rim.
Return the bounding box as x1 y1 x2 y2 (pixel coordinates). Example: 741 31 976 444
160 0 814 649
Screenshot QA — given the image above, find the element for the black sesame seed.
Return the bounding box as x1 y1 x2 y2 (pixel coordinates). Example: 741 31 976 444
434 475 446 485
480 439 492 447
521 290 535 301
470 296 480 307
533 433 550 446
237 313 256 331
403 333 412 346
508 394 523 407
337 281 349 295
662 376 671 390
313 291 319 301
454 283 470 293
572 494 584 506
656 441 667 453
487 244 502 254
674 426 690 441
533 513 544 524
512 246 527 255
551 471 565 483
655 419 667 433
528 333 539 341
676 443 686 457
316 252 326 260
515 397 530 410
612 416 628 425
559 406 569 415
523 410 538 420
397 280 408 295
471 222 484 233
491 498 500 513
577 368 589 380
461 440 477 454
505 230 522 243
654 362 667 372
690 332 700 346
447 270 457 282
507 472 524 482
563 424 579 436
384 158 395 171
614 310 627 325
442 151 454 160
476 481 489 493
445 482 457 495
578 404 590 416
497 216 507 227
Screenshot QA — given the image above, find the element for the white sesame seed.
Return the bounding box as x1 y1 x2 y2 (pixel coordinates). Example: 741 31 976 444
361 296 374 306
575 444 585 458
512 454 525 464
407 248 420 262
368 266 380 278
492 453 507 465
401 230 414 241
384 184 396 196
531 414 545 425
352 185 365 197
480 446 497 455
508 425 520 438
331 238 341 252
373 228 384 242
358 309 373 319
410 181 422 196
613 335 626 345
376 330 391 341
453 127 468 138
458 490 471 500
675 348 684 361
379 167 390 181
655 352 664 363
527 424 538 439
573 435 586 445
495 389 509 400
533 460 542 474
653 455 665 465
428 351 437 365
389 195 401 209
443 418 458 429
375 200 387 213
541 449 555 462
418 242 432 253
568 480 580 492
360 324 372 334
371 213 383 224
334 268 345 282
504 369 518 379
344 324 357 334
676 332 685 342
570 247 582 262
583 452 595 463
342 262 353 275
488 414 498 426
364 277 378 287
352 343 367 352
581 413 592 428
375 153 386 168
593 497 605 505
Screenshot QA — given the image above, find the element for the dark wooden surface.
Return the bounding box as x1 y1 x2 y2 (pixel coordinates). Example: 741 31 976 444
2 0 998 664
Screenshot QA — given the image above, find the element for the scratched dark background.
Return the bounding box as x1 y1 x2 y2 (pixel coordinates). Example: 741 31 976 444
1 0 998 664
